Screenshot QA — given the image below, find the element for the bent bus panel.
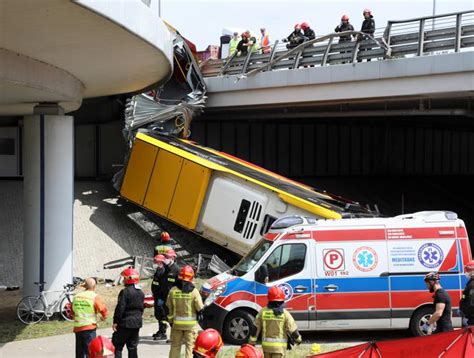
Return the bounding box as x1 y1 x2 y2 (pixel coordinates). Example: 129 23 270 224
200 212 472 344
120 131 376 255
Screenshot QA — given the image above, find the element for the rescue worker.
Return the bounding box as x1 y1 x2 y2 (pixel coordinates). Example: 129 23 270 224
192 329 223 357
237 31 257 56
301 22 315 41
358 9 375 62
460 260 474 326
88 336 115 358
259 28 271 54
229 32 240 57
112 268 145 358
282 24 305 49
165 248 180 291
154 231 174 256
423 272 453 334
335 15 355 43
235 344 264 357
249 286 302 357
167 265 204 358
152 254 168 340
73 277 108 358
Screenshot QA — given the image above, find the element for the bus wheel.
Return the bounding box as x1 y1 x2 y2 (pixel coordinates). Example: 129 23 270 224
410 306 434 336
223 309 255 345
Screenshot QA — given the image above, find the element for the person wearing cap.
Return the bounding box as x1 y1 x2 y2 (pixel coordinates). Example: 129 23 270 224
423 272 453 334
154 231 174 257
249 286 302 357
229 32 240 57
259 28 271 54
192 328 223 358
358 8 376 61
72 277 108 358
335 15 355 43
460 260 474 326
167 265 204 358
282 24 305 49
152 254 169 341
112 268 145 358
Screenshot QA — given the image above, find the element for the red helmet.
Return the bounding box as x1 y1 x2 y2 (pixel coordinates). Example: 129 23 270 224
235 344 264 358
424 272 440 282
294 23 301 30
341 14 349 21
88 336 115 358
179 265 195 282
121 267 140 285
154 254 165 264
160 231 171 242
268 286 285 302
300 22 309 30
465 260 474 272
193 329 223 357
363 8 372 16
166 248 177 259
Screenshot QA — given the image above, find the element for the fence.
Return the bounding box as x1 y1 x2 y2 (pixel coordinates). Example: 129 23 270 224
200 10 474 78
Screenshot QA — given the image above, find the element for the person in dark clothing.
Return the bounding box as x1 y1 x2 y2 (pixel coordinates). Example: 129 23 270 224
113 268 145 358
358 9 376 61
301 22 315 41
460 260 474 326
283 24 305 49
423 272 453 334
335 14 355 42
236 31 257 56
151 254 168 340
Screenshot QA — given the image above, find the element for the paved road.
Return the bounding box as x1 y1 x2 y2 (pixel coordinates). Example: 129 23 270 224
0 322 409 357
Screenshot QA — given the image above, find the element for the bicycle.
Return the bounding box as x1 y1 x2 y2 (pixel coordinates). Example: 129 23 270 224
16 281 76 324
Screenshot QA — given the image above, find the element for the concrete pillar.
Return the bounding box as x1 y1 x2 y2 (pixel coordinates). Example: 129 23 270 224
23 104 73 297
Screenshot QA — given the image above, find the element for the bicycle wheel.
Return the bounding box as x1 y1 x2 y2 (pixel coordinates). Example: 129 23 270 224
17 296 46 324
59 294 74 322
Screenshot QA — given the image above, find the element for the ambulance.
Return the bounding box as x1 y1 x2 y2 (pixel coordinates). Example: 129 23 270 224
200 211 472 344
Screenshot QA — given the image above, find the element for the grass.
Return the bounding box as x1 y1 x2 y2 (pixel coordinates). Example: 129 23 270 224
217 343 352 357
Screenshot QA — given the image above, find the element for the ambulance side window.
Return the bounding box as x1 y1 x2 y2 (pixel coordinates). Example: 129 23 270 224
263 244 306 282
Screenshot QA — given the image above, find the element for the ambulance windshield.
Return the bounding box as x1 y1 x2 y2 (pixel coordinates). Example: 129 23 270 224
232 240 273 276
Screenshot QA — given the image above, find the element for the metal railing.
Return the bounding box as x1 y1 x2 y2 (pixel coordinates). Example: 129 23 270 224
200 10 474 78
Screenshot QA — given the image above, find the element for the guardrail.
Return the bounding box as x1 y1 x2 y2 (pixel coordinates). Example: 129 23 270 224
200 10 474 78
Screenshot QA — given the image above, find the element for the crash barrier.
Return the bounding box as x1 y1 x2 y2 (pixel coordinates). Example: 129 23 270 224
308 326 474 357
200 10 474 78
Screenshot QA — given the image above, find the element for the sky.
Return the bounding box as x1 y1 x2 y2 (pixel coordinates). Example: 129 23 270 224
159 0 473 50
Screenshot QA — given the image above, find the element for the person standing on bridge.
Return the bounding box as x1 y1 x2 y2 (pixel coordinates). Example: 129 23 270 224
301 22 315 41
259 28 271 54
335 15 355 43
229 32 240 57
72 277 108 358
282 24 305 49
112 268 145 358
358 8 375 62
249 286 302 357
423 272 453 334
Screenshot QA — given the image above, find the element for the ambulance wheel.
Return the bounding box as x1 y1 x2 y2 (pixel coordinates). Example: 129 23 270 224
410 306 434 336
223 309 256 345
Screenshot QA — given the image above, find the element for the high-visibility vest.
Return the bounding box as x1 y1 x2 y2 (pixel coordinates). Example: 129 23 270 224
73 291 97 328
168 288 197 329
260 35 271 54
229 38 239 55
260 308 287 349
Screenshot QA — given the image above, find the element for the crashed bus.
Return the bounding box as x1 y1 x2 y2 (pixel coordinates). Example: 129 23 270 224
119 130 376 256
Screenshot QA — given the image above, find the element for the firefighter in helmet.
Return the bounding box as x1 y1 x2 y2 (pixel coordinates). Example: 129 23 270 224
249 286 302 357
112 268 145 358
88 336 115 358
192 328 223 357
167 265 204 358
460 260 474 326
235 344 264 357
152 254 168 340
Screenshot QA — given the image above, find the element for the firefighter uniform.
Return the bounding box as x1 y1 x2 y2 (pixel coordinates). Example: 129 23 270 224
167 266 204 358
249 287 302 358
